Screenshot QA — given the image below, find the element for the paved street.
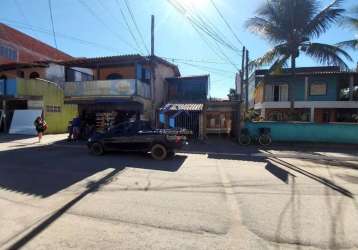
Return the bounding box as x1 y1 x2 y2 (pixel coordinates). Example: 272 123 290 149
0 135 358 250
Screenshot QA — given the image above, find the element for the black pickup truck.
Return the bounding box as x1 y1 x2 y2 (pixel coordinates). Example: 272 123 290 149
87 120 190 160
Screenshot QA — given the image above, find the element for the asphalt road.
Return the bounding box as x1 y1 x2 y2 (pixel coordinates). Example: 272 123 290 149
0 135 358 250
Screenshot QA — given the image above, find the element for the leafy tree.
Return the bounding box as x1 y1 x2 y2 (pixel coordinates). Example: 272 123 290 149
338 5 358 50
246 0 352 113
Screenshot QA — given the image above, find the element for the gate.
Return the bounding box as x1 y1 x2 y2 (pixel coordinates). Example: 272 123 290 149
172 111 200 139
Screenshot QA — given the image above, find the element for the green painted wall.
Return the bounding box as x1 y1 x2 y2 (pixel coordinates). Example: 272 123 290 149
245 121 358 144
16 78 78 134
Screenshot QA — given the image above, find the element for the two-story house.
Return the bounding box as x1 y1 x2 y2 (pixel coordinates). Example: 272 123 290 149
160 75 237 139
61 55 180 131
250 66 358 123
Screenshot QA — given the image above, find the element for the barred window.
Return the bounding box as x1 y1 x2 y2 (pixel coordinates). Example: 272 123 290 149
46 105 61 113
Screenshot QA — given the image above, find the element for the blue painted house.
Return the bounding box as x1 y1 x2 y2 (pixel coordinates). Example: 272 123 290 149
249 66 358 123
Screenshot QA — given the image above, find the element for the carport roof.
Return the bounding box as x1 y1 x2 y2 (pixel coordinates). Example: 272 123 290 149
161 103 204 112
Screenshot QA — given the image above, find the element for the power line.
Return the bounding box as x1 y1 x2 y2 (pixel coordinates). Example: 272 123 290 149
193 19 241 71
161 56 240 66
113 0 144 54
166 0 240 71
123 0 150 54
48 0 58 49
0 20 122 54
209 0 245 47
95 0 129 33
167 0 241 55
78 0 139 52
173 61 235 77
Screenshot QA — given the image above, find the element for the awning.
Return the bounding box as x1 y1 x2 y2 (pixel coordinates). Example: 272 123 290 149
160 103 204 112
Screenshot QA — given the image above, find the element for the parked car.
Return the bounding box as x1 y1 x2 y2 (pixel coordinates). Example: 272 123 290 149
87 120 190 160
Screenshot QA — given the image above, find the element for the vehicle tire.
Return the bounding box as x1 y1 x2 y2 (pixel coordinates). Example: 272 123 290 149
239 134 251 146
90 142 105 156
151 144 168 160
258 134 272 146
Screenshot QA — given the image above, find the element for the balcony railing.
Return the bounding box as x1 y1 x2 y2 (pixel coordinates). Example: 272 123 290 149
64 79 150 99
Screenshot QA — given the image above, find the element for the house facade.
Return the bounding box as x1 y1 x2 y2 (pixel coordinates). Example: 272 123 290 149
61 55 180 131
0 23 72 65
250 67 358 123
160 75 236 139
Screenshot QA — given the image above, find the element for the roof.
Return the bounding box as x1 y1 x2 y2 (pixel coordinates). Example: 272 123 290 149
60 54 147 67
60 54 180 75
0 23 73 63
0 62 49 71
166 74 209 81
160 103 204 112
255 66 342 76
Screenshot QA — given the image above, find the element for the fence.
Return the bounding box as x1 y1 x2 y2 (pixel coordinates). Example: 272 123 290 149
245 121 358 144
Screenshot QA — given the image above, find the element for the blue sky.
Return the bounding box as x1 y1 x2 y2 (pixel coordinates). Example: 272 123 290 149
1 0 357 98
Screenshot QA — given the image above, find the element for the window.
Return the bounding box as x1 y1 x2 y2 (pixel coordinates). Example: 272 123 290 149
0 43 17 61
265 84 288 102
106 73 123 80
46 105 61 113
310 83 327 96
29 72 40 79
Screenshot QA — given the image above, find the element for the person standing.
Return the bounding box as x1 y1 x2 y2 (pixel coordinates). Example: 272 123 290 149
34 116 47 143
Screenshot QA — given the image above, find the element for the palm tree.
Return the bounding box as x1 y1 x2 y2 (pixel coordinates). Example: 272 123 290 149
338 5 358 50
246 0 352 114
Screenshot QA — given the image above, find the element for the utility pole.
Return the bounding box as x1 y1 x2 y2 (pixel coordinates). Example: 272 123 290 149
245 50 249 113
241 47 245 103
150 15 157 127
236 46 246 141
151 15 155 56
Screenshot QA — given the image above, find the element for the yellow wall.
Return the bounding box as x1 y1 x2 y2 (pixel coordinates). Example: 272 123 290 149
16 78 78 134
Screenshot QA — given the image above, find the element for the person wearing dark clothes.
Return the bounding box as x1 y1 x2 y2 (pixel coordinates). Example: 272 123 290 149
34 116 47 143
71 116 81 140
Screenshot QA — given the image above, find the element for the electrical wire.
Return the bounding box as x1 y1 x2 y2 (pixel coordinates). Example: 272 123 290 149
1 20 122 53
161 56 240 66
167 0 241 55
78 0 139 53
209 0 245 47
166 0 242 73
48 0 58 49
123 0 150 54
113 0 144 54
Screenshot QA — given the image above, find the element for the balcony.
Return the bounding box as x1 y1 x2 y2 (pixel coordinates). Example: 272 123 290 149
64 79 151 99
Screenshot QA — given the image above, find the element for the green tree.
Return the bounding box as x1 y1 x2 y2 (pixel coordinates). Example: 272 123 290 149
338 6 358 50
246 0 352 113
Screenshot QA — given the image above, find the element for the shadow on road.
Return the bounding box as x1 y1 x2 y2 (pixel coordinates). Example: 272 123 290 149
265 161 296 184
5 168 123 250
268 157 354 198
0 145 187 198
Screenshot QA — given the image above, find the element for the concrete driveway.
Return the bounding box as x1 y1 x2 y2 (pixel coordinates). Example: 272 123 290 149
0 135 357 250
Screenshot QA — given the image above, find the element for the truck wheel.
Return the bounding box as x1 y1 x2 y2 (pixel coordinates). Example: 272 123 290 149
151 144 167 160
90 142 104 156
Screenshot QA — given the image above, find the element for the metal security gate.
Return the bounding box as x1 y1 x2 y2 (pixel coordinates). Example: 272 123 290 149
173 111 200 139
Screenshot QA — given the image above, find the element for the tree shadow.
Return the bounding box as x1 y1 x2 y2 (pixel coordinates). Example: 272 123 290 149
0 145 186 198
